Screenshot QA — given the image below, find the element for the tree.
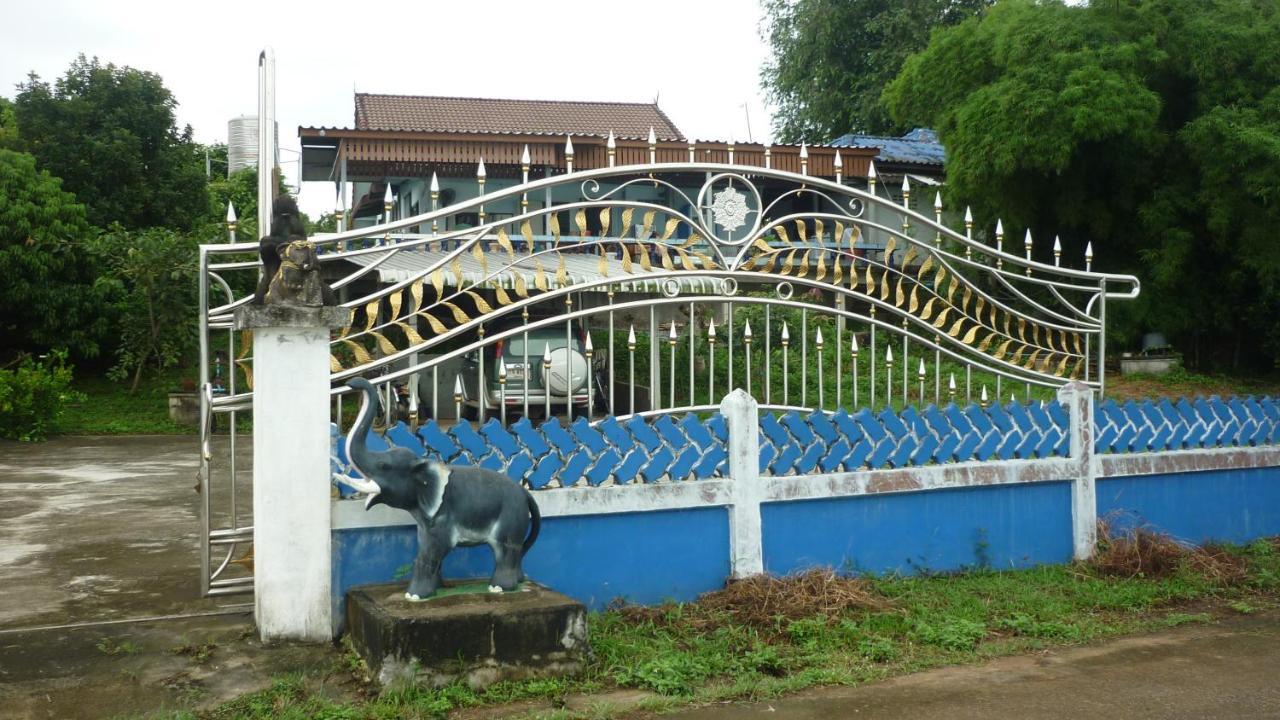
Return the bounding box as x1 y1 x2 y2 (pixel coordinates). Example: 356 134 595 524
12 55 208 230
884 0 1280 371
0 149 109 359
0 98 18 150
760 0 994 142
90 227 199 391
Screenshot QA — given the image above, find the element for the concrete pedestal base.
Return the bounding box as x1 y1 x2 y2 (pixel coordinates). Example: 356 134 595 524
346 581 589 688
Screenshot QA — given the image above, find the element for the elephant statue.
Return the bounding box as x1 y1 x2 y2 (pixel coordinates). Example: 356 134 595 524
337 378 541 600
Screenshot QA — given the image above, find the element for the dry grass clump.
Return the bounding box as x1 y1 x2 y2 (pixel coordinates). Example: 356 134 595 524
616 569 888 632
1090 521 1249 585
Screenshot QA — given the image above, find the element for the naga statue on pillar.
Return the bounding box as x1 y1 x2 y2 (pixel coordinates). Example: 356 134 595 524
252 195 337 307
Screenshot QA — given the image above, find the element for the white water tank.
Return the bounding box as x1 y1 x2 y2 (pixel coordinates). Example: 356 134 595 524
227 116 258 176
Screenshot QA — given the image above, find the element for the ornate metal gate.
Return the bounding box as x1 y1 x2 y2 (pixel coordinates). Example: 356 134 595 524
197 150 1139 596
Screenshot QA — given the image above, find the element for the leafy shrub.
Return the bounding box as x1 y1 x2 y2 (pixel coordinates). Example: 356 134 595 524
0 352 79 441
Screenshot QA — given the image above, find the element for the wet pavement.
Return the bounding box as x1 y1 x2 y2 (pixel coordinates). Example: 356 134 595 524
0 434 338 719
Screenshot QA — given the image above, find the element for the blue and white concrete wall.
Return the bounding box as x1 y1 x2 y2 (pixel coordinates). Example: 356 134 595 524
331 385 1280 631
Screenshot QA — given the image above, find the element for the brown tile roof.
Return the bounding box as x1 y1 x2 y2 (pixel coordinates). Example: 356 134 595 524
353 93 684 140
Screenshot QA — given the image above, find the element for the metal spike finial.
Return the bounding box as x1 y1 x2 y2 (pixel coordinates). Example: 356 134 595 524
867 160 877 180
744 320 753 341
668 322 678 343
476 157 487 179
521 144 531 166
648 126 657 145
1024 228 1033 252
1085 241 1094 271
814 327 823 348
383 183 393 206
934 191 942 210
498 357 507 381
564 135 574 155
781 322 790 344
584 333 593 352
798 142 808 159
453 374 463 398
995 218 1004 237
833 149 843 168
429 172 439 193
980 384 989 407
918 358 926 376
627 324 636 350
964 206 972 223
542 344 552 365
225 201 236 223
707 318 716 340
886 344 893 363
901 175 910 194
850 333 859 354
606 129 616 149
948 373 956 391
1053 235 1062 266
764 142 772 169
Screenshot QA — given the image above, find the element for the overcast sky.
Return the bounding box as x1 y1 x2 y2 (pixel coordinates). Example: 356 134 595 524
0 0 777 218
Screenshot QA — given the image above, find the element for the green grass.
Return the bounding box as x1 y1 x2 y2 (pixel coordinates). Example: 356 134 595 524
181 538 1280 720
59 367 191 435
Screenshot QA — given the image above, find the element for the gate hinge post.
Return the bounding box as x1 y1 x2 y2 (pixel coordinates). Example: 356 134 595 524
722 389 764 578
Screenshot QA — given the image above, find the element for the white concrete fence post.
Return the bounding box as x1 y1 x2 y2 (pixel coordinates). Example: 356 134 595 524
722 389 765 578
1058 381 1097 561
235 304 350 642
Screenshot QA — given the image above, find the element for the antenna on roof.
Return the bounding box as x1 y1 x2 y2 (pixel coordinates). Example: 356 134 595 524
742 102 753 143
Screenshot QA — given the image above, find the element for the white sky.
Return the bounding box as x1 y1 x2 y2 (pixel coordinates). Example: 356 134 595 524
0 0 777 218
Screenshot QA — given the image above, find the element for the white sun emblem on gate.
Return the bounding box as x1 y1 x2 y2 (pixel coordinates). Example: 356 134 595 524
709 186 751 233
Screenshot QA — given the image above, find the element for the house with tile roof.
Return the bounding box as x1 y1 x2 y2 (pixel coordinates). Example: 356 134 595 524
299 93 875 234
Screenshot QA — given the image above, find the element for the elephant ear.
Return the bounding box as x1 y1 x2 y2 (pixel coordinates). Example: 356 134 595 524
413 460 451 520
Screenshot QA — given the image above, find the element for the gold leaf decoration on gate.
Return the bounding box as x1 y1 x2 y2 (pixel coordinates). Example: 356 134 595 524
549 214 561 244
640 210 655 240
815 252 827 282
387 290 403 321
532 259 549 292
442 301 469 325
556 254 569 287
795 220 807 243
598 208 610 238
814 219 825 244
370 331 396 356
512 271 529 298
657 244 674 271
521 221 535 251
661 218 679 241
421 313 447 335
431 268 445 299
620 208 634 236
496 228 516 262
472 243 488 279
620 245 634 273
363 299 381 331
775 225 791 245
236 329 254 389
409 281 424 315
396 321 424 346
797 251 811 278
343 339 372 365
463 290 493 315
575 209 587 237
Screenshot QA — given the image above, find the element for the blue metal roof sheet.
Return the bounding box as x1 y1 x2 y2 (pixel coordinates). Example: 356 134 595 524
830 128 945 167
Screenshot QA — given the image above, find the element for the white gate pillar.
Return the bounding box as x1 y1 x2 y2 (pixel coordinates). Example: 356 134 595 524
235 304 350 642
722 389 764 577
1058 381 1097 561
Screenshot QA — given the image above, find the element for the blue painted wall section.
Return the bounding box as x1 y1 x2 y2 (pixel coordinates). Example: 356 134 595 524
334 413 729 489
1098 468 1280 545
760 482 1075 575
332 508 730 625
1093 396 1280 454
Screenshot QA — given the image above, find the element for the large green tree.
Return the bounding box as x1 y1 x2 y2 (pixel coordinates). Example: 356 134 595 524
885 0 1280 370
13 55 208 230
761 0 994 141
0 149 109 358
